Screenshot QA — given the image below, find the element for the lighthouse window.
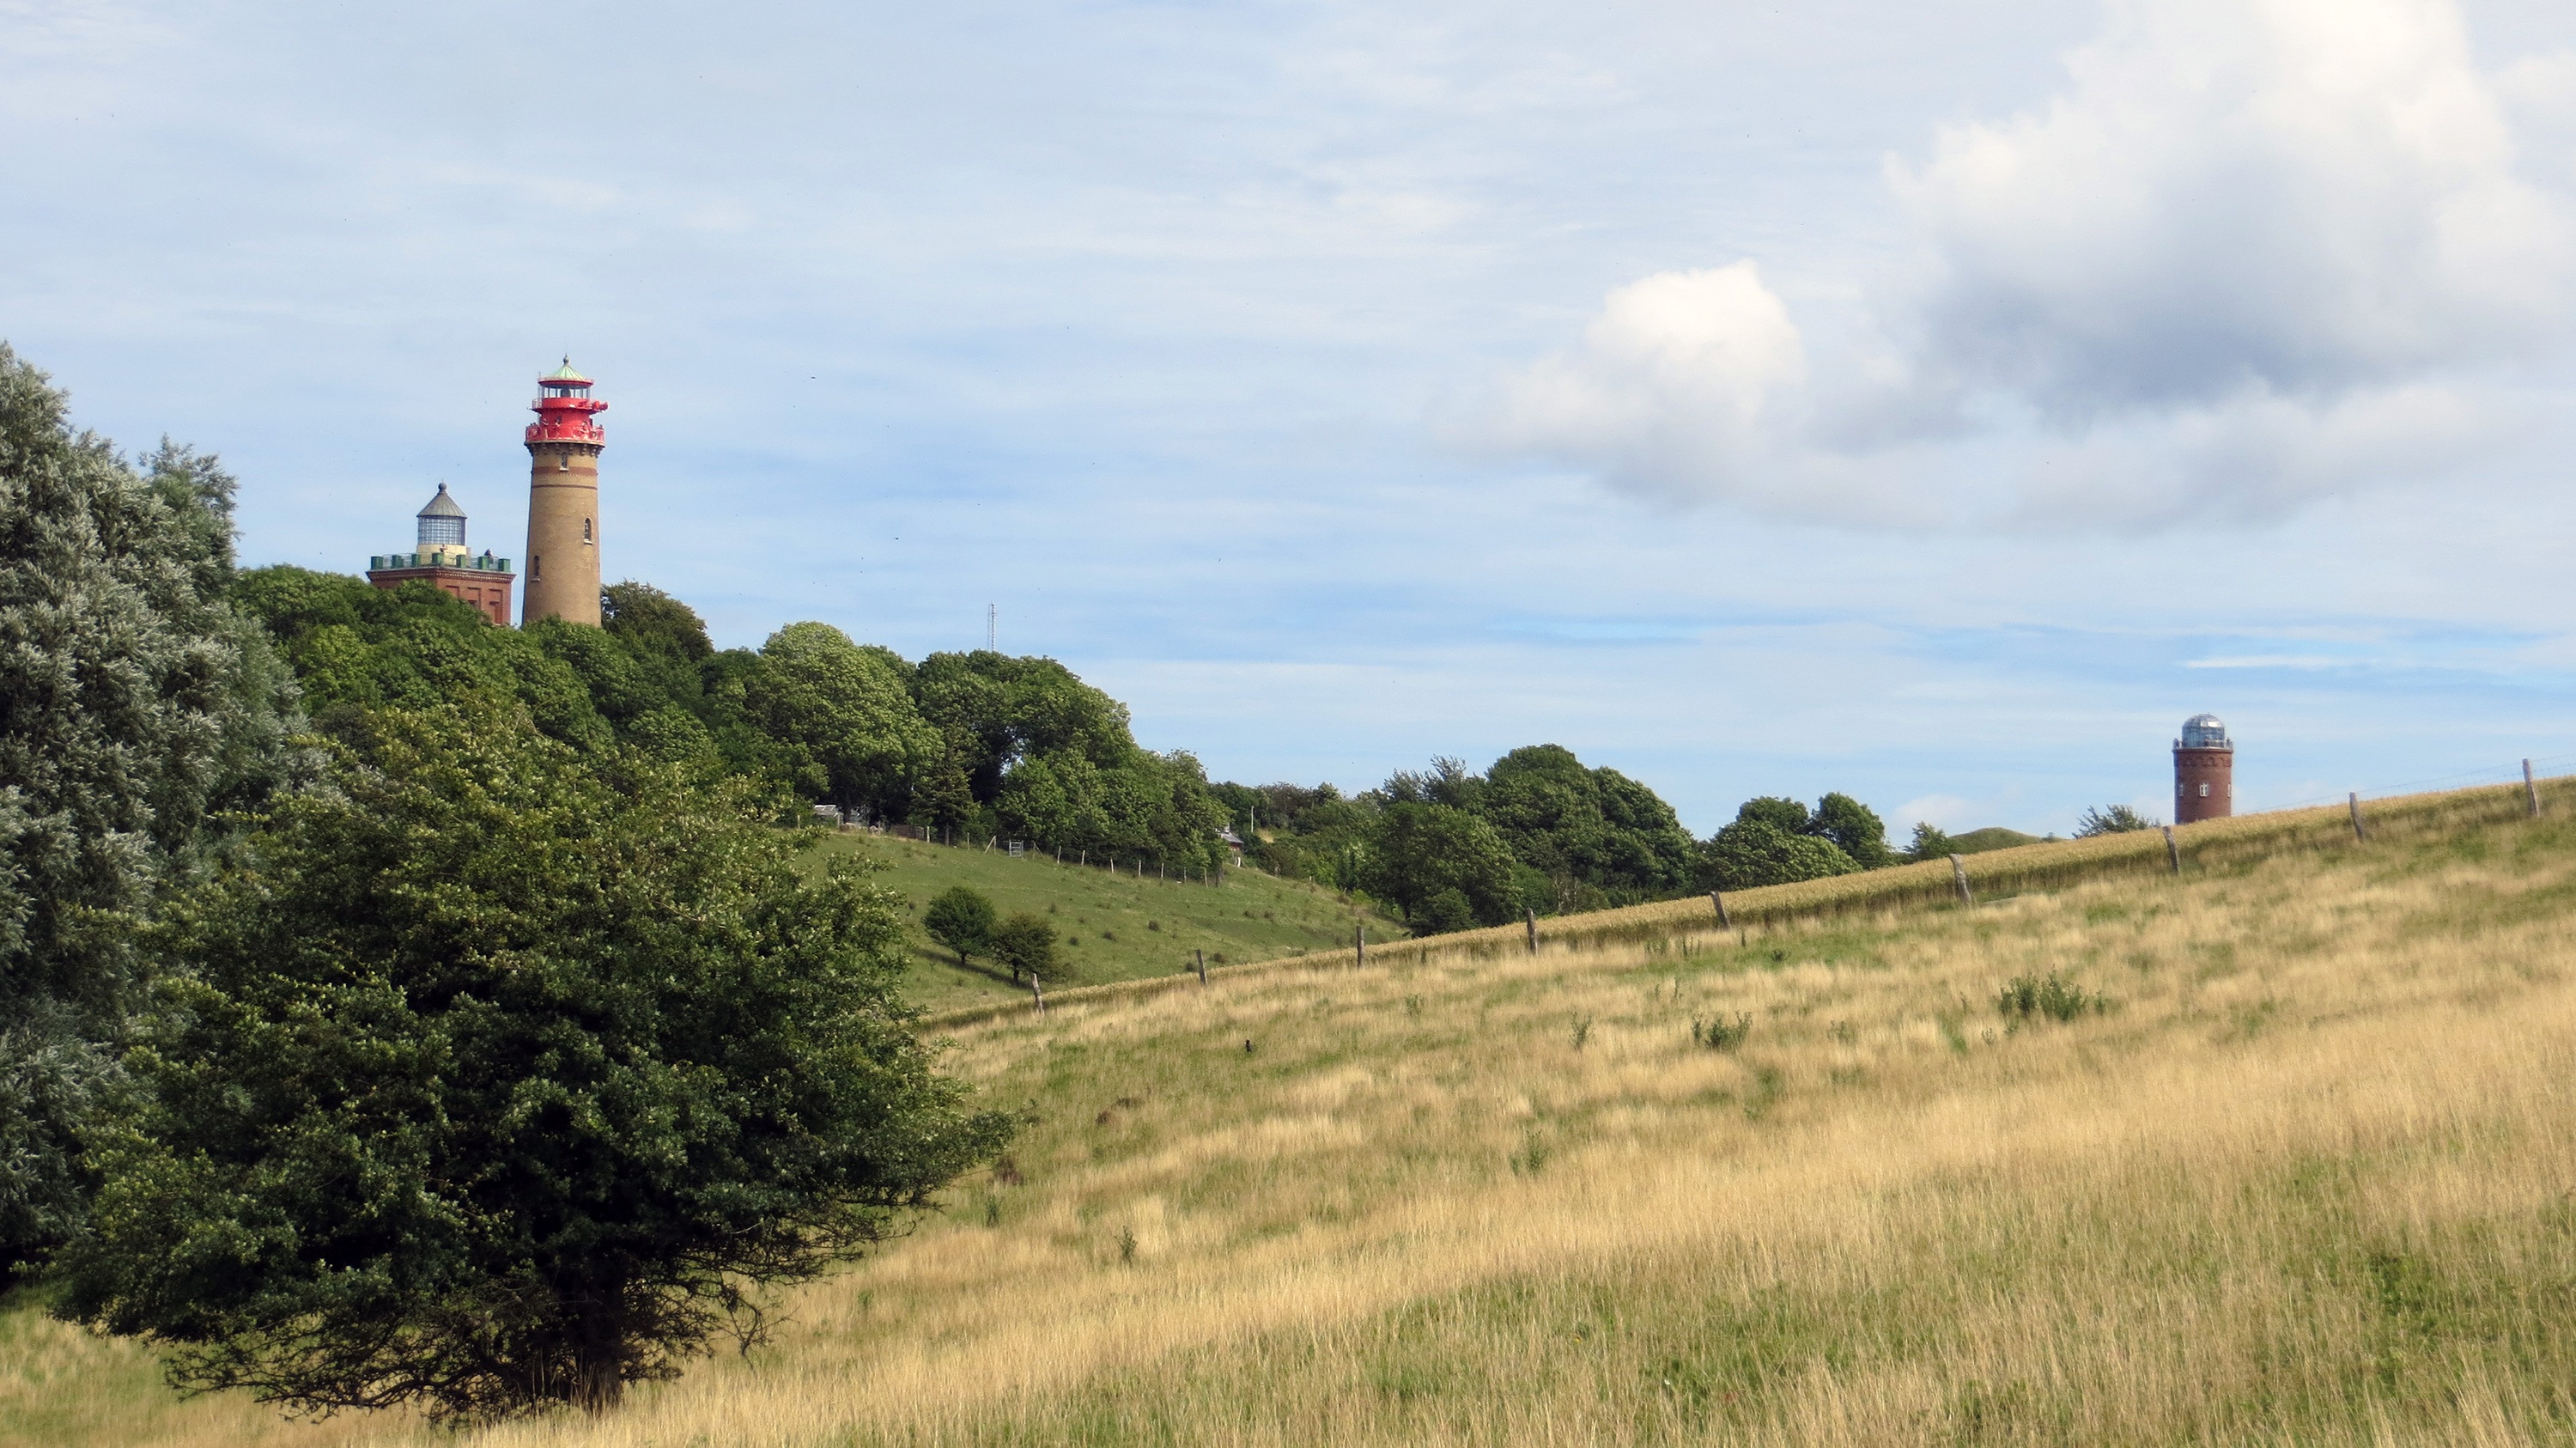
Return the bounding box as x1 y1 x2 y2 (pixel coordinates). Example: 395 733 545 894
2198 783 2210 798
583 518 592 542
532 555 541 581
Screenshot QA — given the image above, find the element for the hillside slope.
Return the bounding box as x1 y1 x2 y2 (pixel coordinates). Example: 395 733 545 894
10 781 2576 1445
799 830 1407 1013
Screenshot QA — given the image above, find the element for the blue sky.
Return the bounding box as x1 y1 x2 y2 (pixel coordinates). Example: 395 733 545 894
9 0 2576 835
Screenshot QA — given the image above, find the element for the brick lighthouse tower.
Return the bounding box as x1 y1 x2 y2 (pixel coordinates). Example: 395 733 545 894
521 358 606 626
2174 714 2233 824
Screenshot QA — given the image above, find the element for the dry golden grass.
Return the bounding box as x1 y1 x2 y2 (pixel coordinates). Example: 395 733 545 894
11 779 2576 1445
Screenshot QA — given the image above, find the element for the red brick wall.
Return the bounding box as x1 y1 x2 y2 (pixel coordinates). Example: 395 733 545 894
2174 746 2233 824
366 567 515 628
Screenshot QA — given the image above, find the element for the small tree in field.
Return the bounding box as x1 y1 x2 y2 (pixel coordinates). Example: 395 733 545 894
53 705 1011 1421
987 912 1059 983
922 885 996 968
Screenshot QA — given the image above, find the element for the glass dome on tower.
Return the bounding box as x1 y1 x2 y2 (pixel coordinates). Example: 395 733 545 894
2178 714 2230 750
416 483 466 548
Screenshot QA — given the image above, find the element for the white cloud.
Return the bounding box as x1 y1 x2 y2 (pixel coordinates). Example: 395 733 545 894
2002 378 2508 528
1897 0 2570 412
1472 0 2576 532
1469 262 1805 503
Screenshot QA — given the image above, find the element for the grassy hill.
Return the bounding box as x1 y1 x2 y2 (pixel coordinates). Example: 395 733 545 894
1947 824 2042 853
12 779 2576 1445
799 829 1407 1014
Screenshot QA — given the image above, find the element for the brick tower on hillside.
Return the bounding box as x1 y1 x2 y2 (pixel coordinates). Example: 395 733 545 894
367 484 515 625
521 358 607 626
2174 714 2233 824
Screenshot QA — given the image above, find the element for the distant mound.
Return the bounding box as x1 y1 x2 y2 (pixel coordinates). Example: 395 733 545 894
1950 825 2043 854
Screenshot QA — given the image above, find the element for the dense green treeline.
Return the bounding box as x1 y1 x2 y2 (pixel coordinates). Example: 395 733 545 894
1213 754 1936 934
231 569 1232 873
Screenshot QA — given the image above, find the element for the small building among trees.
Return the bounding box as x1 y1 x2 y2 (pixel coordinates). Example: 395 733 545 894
366 483 515 625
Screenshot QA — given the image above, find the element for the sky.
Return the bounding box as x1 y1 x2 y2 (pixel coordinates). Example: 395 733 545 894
8 0 2576 837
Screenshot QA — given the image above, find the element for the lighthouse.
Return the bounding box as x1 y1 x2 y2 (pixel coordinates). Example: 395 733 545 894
521 358 607 626
2173 714 2233 824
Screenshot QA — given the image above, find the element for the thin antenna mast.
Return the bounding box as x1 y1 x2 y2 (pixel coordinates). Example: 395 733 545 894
986 603 996 652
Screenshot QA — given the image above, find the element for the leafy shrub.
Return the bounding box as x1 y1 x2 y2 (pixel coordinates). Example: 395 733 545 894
2074 804 2160 837
1412 886 1479 935
1692 1013 1753 1050
1995 971 2107 1024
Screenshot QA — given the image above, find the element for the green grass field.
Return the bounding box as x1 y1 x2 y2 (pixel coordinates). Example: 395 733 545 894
799 830 1410 1014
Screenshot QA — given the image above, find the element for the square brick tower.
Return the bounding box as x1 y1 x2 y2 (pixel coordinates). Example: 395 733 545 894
2174 714 2233 824
367 484 515 625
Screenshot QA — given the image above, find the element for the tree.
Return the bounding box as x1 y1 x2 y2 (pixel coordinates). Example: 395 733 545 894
1808 792 1894 868
993 745 1226 873
0 345 299 1274
1474 745 1696 904
1411 888 1479 934
988 912 1059 983
922 885 997 968
910 736 976 838
1364 802 1516 930
600 581 713 667
910 651 1133 804
742 623 941 819
2075 804 2160 837
1221 784 1372 889
1905 821 1957 861
1697 814 1860 891
54 704 1009 1421
233 566 612 754
1734 796 1812 833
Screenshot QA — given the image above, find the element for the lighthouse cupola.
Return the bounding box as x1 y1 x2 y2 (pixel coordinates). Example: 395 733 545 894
417 483 466 551
520 357 607 626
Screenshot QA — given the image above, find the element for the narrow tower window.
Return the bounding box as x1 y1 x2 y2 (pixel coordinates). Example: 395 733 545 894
583 518 592 542
532 555 542 581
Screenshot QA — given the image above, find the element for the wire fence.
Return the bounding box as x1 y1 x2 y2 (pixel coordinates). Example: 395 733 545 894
2270 751 2576 813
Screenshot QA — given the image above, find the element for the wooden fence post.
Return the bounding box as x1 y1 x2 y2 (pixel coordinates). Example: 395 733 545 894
2526 758 2543 817
2348 792 2367 843
1355 923 1366 968
2161 825 2180 874
1031 976 1045 1014
1525 908 1539 955
1194 948 1207 985
1710 890 1731 929
1949 854 1973 905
